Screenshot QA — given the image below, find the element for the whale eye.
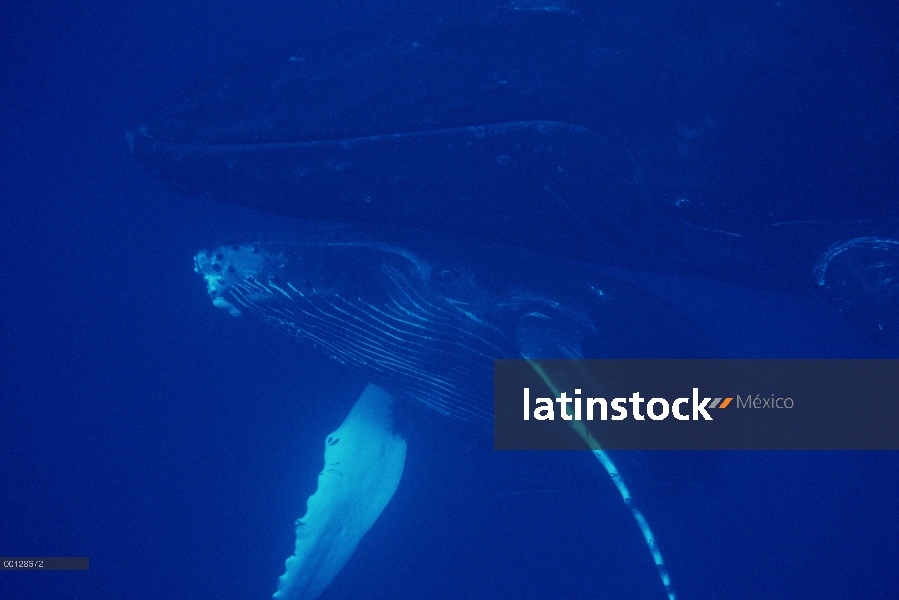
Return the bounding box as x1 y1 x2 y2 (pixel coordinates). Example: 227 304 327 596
434 267 459 284
226 264 236 274
212 263 222 272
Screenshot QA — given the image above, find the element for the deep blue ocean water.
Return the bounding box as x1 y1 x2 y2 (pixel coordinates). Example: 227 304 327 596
2 1 898 599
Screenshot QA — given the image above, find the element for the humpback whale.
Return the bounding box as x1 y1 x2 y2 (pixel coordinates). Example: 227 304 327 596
125 4 898 597
191 223 894 598
131 3 899 349
194 224 716 431
193 223 724 599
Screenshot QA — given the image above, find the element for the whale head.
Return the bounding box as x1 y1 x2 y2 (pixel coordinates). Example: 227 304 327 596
194 234 521 427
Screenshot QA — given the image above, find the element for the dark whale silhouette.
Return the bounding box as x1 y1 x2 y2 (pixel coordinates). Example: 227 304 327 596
132 2 899 348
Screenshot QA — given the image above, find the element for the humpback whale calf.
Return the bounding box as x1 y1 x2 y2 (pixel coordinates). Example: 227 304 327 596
193 223 715 599
195 225 892 599
194 224 718 428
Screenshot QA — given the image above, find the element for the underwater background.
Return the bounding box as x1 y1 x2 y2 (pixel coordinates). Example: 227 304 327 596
2 1 898 599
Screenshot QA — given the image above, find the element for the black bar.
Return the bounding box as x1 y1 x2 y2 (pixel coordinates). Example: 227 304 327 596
1 557 89 571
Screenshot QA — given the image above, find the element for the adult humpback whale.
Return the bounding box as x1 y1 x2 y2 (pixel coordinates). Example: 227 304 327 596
131 2 899 349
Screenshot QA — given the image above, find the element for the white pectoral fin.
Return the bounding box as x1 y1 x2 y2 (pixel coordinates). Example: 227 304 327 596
274 384 407 600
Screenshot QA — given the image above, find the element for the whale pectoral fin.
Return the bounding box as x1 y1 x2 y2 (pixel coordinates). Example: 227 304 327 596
525 359 677 600
274 384 407 600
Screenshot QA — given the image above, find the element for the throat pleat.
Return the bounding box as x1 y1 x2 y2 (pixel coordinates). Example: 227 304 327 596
224 274 511 427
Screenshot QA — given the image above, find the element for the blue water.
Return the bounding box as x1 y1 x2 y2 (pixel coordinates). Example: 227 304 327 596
2 1 898 599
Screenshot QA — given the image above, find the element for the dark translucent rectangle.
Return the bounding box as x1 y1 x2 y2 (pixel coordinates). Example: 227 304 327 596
0 557 89 570
494 359 899 450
